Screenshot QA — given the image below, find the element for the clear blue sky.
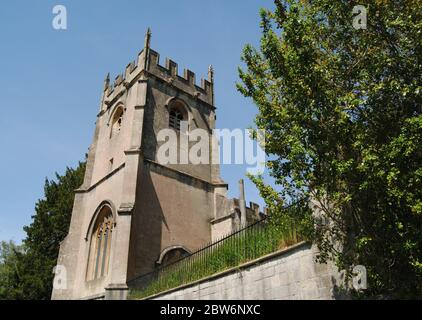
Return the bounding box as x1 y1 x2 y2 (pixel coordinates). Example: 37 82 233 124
0 0 275 243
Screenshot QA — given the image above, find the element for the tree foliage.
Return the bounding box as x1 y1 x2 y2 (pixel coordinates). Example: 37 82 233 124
0 241 24 299
238 0 422 298
0 161 85 300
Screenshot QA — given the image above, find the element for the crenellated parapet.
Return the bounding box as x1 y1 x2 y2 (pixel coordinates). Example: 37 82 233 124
103 55 141 104
146 49 214 105
102 30 215 109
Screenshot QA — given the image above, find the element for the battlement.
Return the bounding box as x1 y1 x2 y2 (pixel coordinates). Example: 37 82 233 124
103 38 214 107
104 53 141 95
147 49 213 98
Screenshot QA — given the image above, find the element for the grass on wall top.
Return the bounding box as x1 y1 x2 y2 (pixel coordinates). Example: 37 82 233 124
128 216 304 300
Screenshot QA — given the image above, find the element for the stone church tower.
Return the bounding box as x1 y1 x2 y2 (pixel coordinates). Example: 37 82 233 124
52 30 262 300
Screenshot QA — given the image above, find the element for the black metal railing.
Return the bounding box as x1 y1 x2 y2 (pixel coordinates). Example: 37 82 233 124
128 213 303 299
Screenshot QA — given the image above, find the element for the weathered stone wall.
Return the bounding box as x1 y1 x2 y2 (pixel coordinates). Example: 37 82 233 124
128 160 217 279
149 242 345 300
142 76 216 182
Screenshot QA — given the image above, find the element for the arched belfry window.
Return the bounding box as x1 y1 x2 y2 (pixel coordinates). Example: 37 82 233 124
168 100 188 132
86 206 114 281
110 106 124 138
169 110 184 131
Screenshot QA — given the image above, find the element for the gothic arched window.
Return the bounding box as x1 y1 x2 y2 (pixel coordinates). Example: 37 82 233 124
168 100 188 132
86 206 114 281
110 107 124 138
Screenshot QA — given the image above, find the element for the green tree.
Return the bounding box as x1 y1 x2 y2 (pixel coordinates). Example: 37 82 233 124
1 161 86 300
238 0 422 298
0 241 25 299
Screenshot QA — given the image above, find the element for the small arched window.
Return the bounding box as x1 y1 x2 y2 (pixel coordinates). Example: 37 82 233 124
86 206 114 281
110 107 124 138
157 246 191 267
168 100 188 132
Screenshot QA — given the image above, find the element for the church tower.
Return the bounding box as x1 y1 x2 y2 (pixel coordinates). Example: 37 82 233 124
52 30 230 300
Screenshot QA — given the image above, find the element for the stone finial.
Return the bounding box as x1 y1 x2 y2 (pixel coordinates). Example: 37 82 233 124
104 73 110 91
239 179 247 229
208 65 215 105
208 65 214 83
143 28 152 71
144 27 152 50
